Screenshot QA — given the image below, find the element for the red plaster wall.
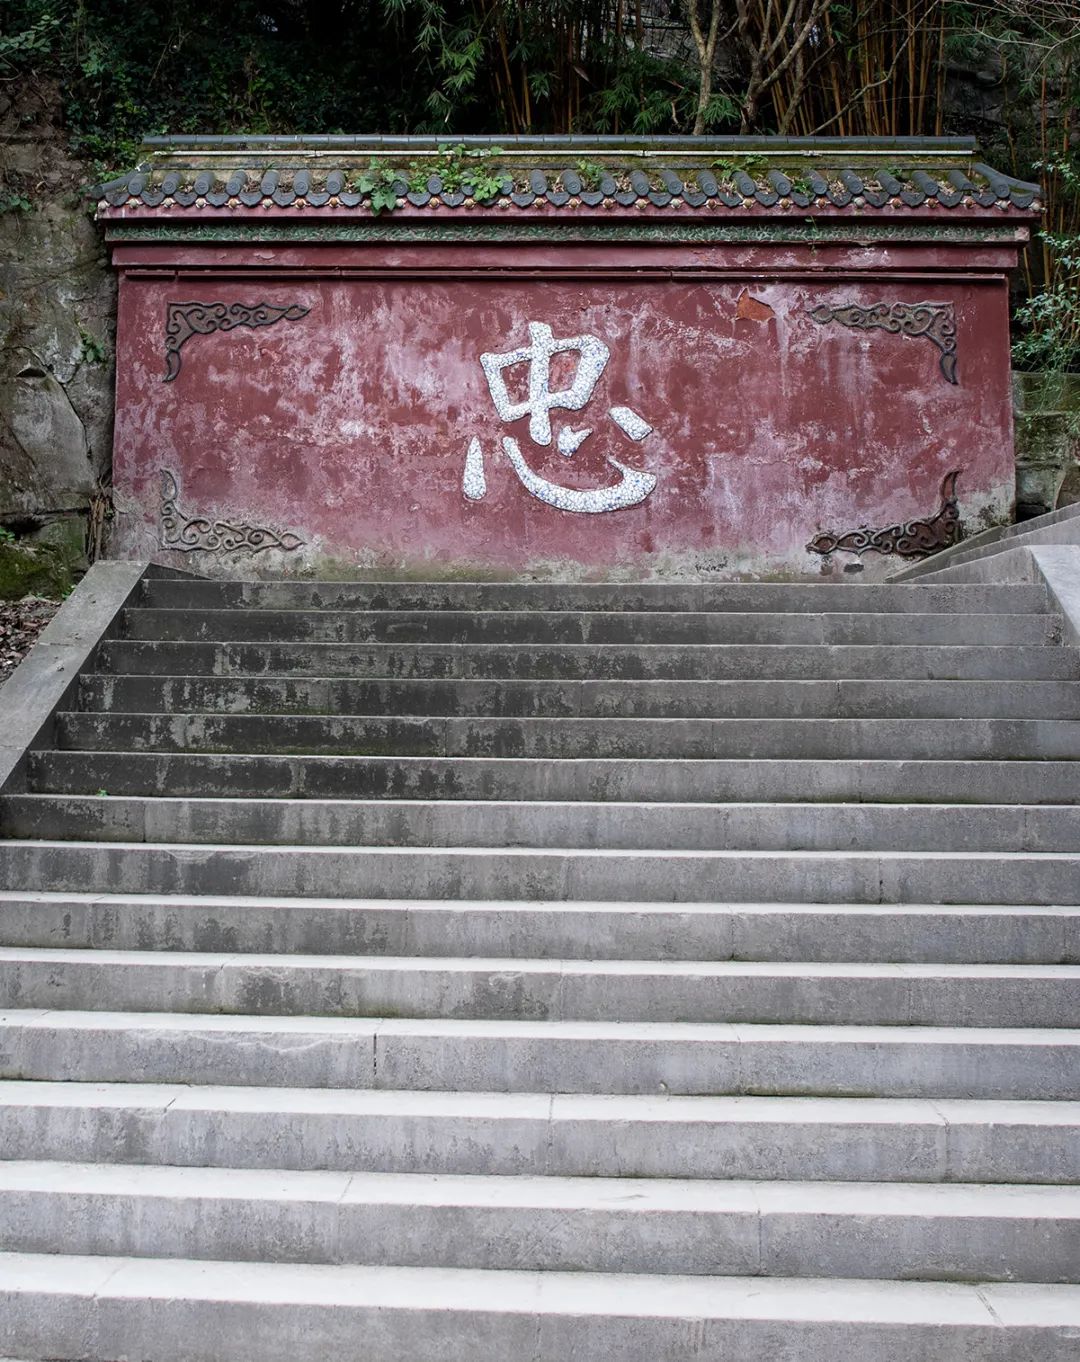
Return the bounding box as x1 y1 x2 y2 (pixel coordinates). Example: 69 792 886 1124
111 243 1015 579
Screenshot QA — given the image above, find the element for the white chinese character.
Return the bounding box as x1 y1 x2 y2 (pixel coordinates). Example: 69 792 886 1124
465 321 657 514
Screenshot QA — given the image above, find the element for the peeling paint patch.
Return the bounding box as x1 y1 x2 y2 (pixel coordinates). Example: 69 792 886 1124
735 290 775 323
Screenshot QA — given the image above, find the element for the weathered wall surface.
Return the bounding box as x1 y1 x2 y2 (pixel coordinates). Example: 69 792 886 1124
109 238 1015 580
0 80 115 541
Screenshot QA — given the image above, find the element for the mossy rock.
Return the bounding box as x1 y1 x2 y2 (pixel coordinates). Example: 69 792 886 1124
0 538 76 600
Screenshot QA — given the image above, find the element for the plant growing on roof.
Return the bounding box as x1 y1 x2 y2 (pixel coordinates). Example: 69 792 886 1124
353 163 405 216
712 156 769 183
407 143 505 201
575 160 605 190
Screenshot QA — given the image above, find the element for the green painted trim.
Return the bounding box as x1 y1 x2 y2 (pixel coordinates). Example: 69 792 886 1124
106 219 1024 246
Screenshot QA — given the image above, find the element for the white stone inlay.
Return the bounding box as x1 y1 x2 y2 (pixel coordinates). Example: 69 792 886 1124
481 322 610 446
557 426 592 457
462 436 487 501
502 437 657 513
469 320 658 514
609 406 653 441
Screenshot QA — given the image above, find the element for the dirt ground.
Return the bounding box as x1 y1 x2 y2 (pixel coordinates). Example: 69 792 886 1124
0 597 60 686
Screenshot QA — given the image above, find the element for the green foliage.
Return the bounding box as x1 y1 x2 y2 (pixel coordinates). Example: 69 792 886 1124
0 7 60 73
350 144 507 214
407 144 505 199
0 528 15 545
353 163 404 216
77 324 107 365
4 0 436 174
0 190 33 214
1012 157 1080 373
713 156 769 182
575 159 605 190
592 42 706 135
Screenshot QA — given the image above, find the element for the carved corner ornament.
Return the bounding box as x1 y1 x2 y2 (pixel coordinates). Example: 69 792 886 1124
160 470 305 556
808 301 958 384
164 301 311 381
807 470 962 561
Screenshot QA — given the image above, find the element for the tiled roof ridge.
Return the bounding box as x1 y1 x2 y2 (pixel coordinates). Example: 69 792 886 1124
93 158 1040 212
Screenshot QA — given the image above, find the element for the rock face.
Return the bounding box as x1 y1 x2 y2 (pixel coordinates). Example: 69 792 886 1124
1013 373 1080 520
0 78 115 528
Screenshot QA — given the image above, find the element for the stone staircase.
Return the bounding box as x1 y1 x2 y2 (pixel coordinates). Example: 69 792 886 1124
1 574 1080 1359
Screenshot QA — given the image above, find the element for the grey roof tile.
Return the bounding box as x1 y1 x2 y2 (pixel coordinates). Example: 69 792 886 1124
877 171 903 196
99 143 1041 219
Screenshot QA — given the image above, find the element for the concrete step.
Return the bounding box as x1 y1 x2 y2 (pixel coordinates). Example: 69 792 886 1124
1 892 1074 963
138 577 1053 614
4 1252 1078 1362
118 607 1063 648
91 639 1080 681
6 1081 1077 1183
2 947 1078 1025
51 712 1080 760
4 1010 1077 1097
76 674 1080 719
5 796 1079 853
1 1161 1076 1282
2 841 1078 904
30 751 1080 803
